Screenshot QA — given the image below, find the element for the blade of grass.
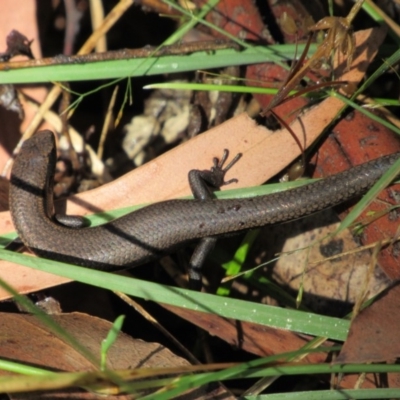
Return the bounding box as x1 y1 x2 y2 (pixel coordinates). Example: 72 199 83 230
330 91 400 135
0 359 56 376
140 359 400 400
1 359 399 397
336 153 400 234
363 0 400 44
162 0 288 67
162 0 220 45
0 249 349 340
244 388 400 400
354 46 400 97
0 44 315 84
144 82 297 95
217 229 260 296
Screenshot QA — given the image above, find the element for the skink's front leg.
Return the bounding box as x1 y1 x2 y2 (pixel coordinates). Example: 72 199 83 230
187 150 242 290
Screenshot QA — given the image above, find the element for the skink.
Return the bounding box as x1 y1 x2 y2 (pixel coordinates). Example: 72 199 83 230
9 130 400 273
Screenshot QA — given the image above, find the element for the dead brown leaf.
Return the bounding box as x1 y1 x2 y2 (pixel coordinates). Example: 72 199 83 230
162 304 329 363
336 282 400 364
0 312 234 399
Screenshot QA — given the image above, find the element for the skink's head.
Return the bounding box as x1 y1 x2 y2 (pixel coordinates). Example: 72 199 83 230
18 130 57 175
10 131 59 242
21 130 56 161
11 130 57 196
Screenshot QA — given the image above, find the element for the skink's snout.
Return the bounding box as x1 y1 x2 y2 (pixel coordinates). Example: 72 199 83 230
20 130 56 160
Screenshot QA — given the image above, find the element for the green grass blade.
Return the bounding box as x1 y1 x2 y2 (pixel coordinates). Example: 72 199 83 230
0 44 314 84
144 81 297 96
141 360 400 400
162 0 220 45
0 249 349 340
337 152 400 234
244 388 400 399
